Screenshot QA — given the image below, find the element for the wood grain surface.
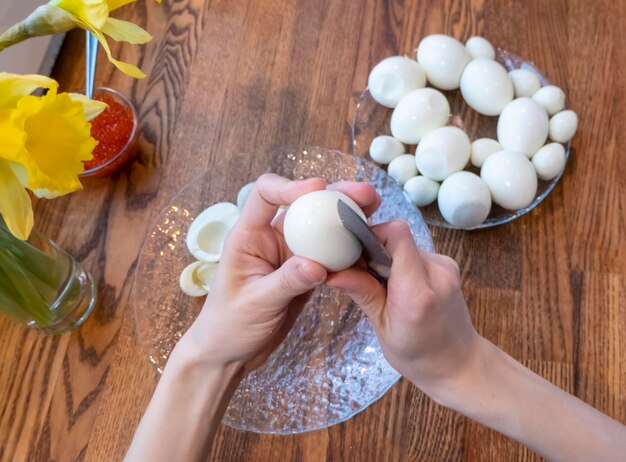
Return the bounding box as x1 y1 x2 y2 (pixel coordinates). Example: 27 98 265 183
1 0 625 460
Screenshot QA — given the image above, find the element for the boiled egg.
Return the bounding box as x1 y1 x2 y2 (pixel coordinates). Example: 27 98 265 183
415 126 470 181
470 138 502 168
388 154 418 185
531 143 566 180
549 110 578 143
390 88 450 144
237 182 255 210
417 34 470 90
532 85 565 115
465 36 495 60
368 56 427 108
460 58 514 116
369 135 405 164
497 97 549 158
283 190 365 272
179 261 219 297
185 202 240 262
481 150 538 210
404 176 440 207
437 171 491 229
509 69 541 98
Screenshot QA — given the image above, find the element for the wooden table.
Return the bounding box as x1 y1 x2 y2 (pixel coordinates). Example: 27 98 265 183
1 0 625 460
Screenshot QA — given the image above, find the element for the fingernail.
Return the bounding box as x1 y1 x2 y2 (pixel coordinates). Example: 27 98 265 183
299 261 326 283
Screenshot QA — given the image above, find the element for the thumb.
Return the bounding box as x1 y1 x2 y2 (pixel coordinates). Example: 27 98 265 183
254 256 327 307
326 268 387 327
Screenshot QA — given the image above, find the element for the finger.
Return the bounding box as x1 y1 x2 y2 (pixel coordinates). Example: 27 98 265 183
250 255 327 307
327 181 381 217
371 220 430 285
239 174 326 230
326 268 386 326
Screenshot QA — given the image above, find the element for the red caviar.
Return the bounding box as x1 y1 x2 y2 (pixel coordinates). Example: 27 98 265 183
83 93 136 173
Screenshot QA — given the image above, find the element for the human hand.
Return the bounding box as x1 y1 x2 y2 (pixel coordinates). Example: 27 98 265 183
326 220 480 396
180 173 381 375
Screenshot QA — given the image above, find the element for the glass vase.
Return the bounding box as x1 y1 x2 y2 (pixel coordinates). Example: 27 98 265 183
0 221 96 335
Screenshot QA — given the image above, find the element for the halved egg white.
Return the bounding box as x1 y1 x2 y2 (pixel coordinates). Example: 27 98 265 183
179 261 219 297
186 202 240 262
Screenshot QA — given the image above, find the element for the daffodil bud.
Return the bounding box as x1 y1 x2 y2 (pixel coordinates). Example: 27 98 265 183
0 5 75 51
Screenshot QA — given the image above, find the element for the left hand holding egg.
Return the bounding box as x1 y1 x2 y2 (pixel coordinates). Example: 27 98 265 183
180 174 381 374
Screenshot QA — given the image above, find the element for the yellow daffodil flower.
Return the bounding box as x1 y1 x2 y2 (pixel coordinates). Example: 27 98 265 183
0 73 106 240
0 0 154 79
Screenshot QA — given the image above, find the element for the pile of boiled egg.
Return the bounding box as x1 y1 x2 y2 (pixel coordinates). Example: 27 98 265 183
367 34 578 229
178 183 255 296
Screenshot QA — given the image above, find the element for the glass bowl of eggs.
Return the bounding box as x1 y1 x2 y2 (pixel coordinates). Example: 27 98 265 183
353 35 578 230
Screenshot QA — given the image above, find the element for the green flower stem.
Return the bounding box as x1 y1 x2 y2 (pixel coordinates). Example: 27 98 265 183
0 246 55 326
0 222 67 289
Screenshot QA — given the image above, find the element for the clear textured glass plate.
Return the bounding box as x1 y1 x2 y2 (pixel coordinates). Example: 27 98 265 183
133 146 434 434
352 49 571 229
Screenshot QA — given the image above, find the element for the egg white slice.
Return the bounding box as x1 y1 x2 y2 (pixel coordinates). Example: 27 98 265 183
179 261 209 297
186 202 240 262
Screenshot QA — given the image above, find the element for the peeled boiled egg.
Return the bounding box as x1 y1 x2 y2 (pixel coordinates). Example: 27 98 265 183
470 138 502 168
369 135 405 164
404 176 440 207
481 150 538 210
367 56 427 108
416 34 470 90
186 202 240 262
532 143 566 180
237 182 255 210
549 110 578 143
283 190 365 271
179 261 218 297
465 36 495 60
415 126 470 181
497 97 549 158
438 172 491 229
388 154 418 185
460 59 514 116
532 85 565 115
390 88 450 144
509 69 541 97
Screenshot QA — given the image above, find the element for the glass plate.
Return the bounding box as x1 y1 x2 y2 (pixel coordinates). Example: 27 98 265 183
352 49 571 229
132 146 434 434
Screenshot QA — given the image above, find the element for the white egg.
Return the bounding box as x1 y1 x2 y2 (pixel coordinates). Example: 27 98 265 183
532 143 566 180
283 190 365 271
470 138 502 167
369 135 405 164
549 110 578 143
465 36 496 60
186 202 240 262
509 69 541 97
237 182 255 210
415 126 470 181
497 97 549 158
416 34 470 90
481 150 538 210
404 176 440 207
388 154 418 185
437 172 491 229
390 88 450 144
367 56 427 108
532 85 565 115
460 59 514 116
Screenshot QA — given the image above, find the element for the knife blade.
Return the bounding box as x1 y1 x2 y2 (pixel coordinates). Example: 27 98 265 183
337 199 392 283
